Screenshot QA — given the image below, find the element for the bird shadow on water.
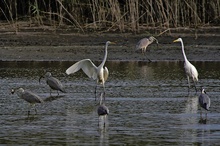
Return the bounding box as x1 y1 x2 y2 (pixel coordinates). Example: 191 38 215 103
199 118 208 124
43 95 66 102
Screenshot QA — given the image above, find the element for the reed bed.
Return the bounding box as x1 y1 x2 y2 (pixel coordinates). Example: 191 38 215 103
0 0 219 33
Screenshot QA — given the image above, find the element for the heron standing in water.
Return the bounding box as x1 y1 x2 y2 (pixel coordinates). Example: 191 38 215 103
135 36 159 62
39 72 66 95
97 92 109 127
11 87 44 114
199 88 210 119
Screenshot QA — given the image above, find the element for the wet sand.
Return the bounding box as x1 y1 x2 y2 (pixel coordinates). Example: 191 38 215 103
0 28 220 62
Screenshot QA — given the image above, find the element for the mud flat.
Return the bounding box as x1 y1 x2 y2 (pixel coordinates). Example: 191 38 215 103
0 27 220 62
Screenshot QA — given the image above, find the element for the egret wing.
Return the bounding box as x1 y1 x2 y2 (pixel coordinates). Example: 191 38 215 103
190 65 198 81
66 59 97 80
103 67 109 82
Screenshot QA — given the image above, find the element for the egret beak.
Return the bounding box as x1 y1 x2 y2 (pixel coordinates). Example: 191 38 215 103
173 39 179 42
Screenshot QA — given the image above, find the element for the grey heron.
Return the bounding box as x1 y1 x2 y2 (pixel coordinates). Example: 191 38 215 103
39 72 66 95
66 41 115 98
199 88 210 119
11 87 44 114
97 92 109 127
135 36 159 62
173 38 198 93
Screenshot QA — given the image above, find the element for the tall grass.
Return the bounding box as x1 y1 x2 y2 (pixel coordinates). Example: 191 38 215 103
0 0 219 33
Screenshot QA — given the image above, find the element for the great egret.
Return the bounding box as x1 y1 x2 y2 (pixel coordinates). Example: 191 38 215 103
39 72 66 95
136 36 159 62
11 87 44 114
199 88 210 119
66 41 115 97
173 38 198 92
97 92 109 127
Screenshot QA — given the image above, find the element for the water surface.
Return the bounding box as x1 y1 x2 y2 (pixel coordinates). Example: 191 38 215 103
0 61 220 145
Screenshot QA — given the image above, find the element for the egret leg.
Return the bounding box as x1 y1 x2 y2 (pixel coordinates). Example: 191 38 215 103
103 85 106 101
57 90 59 95
187 76 190 92
95 85 97 101
50 89 52 96
193 80 197 93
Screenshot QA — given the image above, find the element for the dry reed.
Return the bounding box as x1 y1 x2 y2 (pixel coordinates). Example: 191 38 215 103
0 0 219 33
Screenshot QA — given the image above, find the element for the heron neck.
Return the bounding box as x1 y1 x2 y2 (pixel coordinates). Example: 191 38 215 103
100 43 108 67
149 39 154 45
181 40 188 62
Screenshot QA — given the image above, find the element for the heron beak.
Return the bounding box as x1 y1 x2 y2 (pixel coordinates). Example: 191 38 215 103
39 76 44 83
11 89 15 94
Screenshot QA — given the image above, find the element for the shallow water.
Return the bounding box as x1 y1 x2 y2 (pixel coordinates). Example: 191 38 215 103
0 61 220 145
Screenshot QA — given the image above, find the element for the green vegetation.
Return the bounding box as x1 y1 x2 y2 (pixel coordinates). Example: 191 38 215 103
0 0 219 33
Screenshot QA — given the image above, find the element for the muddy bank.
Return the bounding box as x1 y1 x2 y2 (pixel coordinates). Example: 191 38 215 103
0 28 220 62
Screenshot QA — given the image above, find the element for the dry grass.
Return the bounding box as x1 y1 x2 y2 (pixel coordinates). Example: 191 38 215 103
0 0 219 33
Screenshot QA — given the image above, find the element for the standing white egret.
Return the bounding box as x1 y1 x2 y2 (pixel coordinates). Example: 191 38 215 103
66 41 115 97
97 92 109 127
173 38 198 92
11 87 44 114
199 88 210 119
135 36 159 62
39 72 66 95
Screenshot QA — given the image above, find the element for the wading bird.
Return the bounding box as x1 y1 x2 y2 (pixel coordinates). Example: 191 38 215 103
97 92 109 127
39 72 66 95
173 38 198 93
135 36 159 62
11 87 44 114
199 88 210 119
66 41 115 98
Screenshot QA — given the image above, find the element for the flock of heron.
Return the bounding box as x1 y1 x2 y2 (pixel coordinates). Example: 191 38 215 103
11 37 210 122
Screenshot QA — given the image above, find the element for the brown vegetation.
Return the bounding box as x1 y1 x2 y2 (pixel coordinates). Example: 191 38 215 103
0 0 219 33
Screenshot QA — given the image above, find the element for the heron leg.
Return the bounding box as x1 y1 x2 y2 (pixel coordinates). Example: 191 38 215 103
27 110 30 116
147 58 152 63
35 108 38 115
27 104 32 115
50 89 52 96
57 90 59 96
200 106 204 120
